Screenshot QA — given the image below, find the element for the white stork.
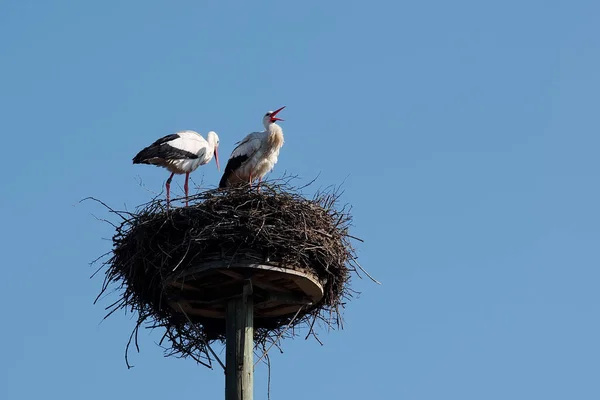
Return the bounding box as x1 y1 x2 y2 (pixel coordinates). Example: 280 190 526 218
133 130 220 206
219 106 285 189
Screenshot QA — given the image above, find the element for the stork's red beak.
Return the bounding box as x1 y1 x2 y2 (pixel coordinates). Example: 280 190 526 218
270 106 286 122
214 147 220 171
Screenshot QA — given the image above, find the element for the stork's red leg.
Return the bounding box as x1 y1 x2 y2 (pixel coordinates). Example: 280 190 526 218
249 173 253 187
166 172 175 209
184 172 190 207
257 177 262 192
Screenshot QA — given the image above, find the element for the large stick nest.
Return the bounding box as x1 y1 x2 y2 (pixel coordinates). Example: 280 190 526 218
91 178 366 368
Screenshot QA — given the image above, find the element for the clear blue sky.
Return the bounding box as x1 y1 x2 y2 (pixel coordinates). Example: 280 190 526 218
1 1 599 399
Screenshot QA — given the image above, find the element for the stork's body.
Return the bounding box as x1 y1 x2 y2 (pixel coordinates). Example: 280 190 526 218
219 107 285 189
133 130 220 206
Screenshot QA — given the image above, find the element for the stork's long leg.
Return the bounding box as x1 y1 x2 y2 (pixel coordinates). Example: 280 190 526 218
166 172 175 208
257 177 262 192
184 172 190 207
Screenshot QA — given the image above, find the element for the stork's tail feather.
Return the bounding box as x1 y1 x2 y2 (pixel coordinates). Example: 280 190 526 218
218 173 229 188
218 155 249 188
133 146 159 164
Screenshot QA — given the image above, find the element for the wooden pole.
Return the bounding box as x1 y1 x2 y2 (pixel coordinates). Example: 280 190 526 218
225 280 254 400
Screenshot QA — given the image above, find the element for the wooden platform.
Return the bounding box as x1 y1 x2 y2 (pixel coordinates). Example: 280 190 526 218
166 261 325 320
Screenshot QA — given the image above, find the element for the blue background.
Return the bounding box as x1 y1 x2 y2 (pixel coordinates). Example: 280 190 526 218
1 1 599 399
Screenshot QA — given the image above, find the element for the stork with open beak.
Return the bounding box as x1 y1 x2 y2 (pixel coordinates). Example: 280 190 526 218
219 106 285 190
133 130 220 206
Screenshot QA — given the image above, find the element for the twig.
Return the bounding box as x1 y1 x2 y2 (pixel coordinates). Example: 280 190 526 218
78 197 130 221
255 306 304 366
125 320 141 369
172 238 193 271
177 303 225 371
267 352 272 400
353 260 382 285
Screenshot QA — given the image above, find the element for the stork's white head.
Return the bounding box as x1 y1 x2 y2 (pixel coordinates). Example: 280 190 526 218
207 131 220 171
262 106 286 128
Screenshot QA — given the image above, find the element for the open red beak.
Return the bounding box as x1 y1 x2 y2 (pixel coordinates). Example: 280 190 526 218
214 147 220 171
270 106 286 122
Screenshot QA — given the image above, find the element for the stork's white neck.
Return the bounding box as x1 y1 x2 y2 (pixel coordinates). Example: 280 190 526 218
265 122 283 135
206 131 219 153
264 122 284 152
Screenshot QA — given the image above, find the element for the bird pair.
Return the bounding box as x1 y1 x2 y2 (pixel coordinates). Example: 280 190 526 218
133 106 286 207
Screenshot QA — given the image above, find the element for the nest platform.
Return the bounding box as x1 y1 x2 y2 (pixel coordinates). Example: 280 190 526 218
169 260 324 320
93 180 362 367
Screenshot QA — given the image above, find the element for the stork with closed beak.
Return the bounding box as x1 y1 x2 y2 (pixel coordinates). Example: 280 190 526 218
219 106 285 190
133 130 220 206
